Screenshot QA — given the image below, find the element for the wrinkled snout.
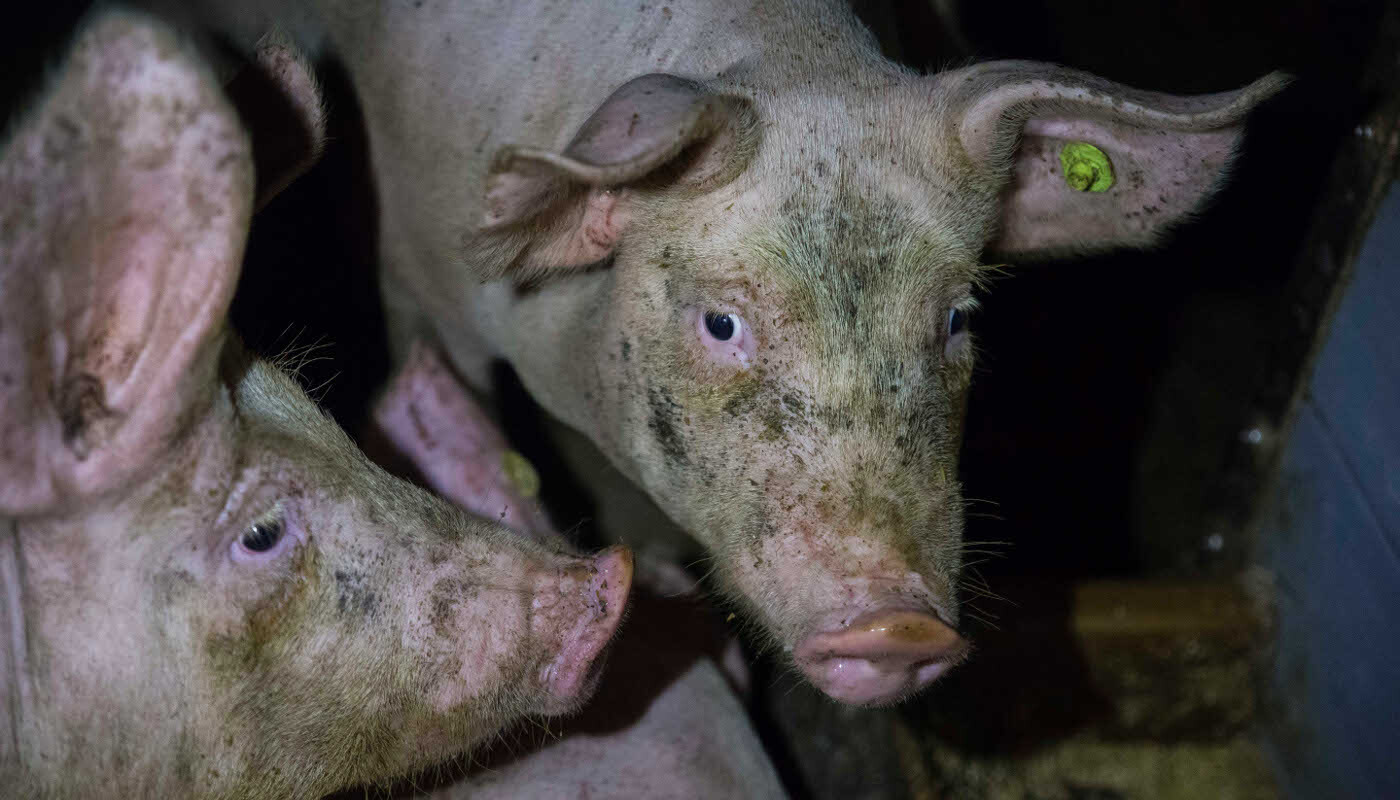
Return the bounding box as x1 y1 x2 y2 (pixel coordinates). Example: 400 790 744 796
535 545 633 710
794 609 968 706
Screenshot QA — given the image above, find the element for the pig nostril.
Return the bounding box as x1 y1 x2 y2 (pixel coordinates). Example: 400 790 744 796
795 609 968 705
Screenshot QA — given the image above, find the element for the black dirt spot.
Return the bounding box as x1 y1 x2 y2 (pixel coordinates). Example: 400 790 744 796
334 569 379 618
647 386 689 465
781 392 805 415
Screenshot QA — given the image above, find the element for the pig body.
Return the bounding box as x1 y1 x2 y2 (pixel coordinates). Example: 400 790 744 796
457 635 787 799
155 0 1286 704
0 12 629 798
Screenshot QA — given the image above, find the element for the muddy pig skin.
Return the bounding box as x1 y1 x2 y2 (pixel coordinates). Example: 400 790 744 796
150 0 1287 705
373 344 789 799
0 12 630 799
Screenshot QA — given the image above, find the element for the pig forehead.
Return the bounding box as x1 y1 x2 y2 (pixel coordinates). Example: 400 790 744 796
729 190 981 333
678 172 984 292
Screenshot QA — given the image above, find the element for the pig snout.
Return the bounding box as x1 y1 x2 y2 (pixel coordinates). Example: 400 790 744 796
794 608 968 706
534 545 633 710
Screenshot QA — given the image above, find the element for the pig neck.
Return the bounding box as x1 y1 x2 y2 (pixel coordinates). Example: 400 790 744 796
465 271 625 464
0 521 24 778
0 379 238 794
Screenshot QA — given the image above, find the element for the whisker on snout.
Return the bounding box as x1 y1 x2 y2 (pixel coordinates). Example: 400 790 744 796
961 605 1001 631
959 584 1011 607
957 569 1013 608
957 539 1012 555
965 511 1007 522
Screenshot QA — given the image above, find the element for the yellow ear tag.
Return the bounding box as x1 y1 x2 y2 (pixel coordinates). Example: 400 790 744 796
501 450 540 499
1059 141 1115 192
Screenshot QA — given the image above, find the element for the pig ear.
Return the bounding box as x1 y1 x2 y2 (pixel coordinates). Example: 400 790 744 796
943 61 1289 259
0 11 252 516
370 342 558 543
224 29 328 209
479 74 754 278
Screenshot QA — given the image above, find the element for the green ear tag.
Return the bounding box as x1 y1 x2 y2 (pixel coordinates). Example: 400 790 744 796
501 450 540 499
1059 141 1114 192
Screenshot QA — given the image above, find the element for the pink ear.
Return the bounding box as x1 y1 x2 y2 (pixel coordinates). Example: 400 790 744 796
942 61 1288 260
0 11 252 515
372 342 558 543
476 73 753 279
224 30 327 210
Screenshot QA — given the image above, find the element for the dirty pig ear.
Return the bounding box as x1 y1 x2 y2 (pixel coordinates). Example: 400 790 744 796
942 61 1288 260
479 73 754 279
0 11 252 515
224 29 328 210
370 342 558 543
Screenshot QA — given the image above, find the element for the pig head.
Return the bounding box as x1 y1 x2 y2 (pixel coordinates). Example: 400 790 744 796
0 12 629 798
464 62 1284 706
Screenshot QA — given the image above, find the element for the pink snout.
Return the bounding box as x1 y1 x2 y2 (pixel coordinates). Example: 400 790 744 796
794 610 968 706
539 546 633 707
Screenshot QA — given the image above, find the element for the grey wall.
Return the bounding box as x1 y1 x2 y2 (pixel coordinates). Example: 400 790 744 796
1260 181 1400 800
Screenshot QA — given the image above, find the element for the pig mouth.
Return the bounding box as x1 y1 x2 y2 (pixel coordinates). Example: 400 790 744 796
793 608 969 706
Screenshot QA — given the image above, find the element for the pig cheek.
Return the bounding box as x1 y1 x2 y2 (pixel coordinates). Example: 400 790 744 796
639 383 698 485
407 561 532 715
200 539 326 686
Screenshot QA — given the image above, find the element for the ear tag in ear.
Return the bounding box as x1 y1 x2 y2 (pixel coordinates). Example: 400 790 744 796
501 450 541 499
1059 141 1115 192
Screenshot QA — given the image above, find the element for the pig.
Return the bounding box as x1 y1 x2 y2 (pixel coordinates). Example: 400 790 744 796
0 11 630 799
152 0 1286 705
372 344 789 799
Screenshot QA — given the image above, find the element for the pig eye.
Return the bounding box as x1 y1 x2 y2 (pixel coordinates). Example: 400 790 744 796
944 298 977 358
703 312 739 342
694 308 755 368
240 519 284 553
947 307 968 338
227 501 300 564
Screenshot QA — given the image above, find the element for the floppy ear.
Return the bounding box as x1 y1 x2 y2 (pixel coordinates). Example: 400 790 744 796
941 61 1288 260
0 11 253 516
371 342 557 543
477 73 756 280
224 29 327 209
